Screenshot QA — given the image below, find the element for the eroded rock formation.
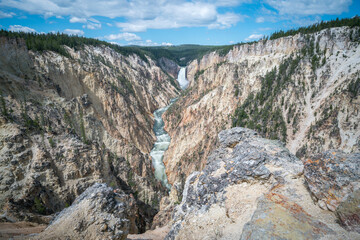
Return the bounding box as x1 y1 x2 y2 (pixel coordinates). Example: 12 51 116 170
0 37 179 231
34 183 135 240
165 127 360 239
163 26 360 190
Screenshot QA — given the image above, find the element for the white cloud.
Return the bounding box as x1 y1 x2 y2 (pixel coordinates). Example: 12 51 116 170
85 22 101 29
105 32 141 41
70 16 87 23
125 39 172 46
209 0 252 7
0 10 14 18
256 3 340 26
0 0 246 31
265 0 352 15
117 11 243 32
208 12 244 29
84 18 101 29
9 25 36 33
70 17 101 30
106 23 113 27
256 17 265 23
245 34 263 41
141 39 158 46
64 29 84 35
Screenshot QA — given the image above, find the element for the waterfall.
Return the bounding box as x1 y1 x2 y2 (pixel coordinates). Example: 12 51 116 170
177 67 189 89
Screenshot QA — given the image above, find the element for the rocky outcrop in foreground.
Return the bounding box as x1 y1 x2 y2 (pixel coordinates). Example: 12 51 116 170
304 150 360 232
165 127 360 240
34 183 135 240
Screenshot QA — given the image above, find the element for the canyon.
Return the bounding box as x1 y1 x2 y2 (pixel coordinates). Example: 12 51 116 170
163 26 360 189
0 23 359 240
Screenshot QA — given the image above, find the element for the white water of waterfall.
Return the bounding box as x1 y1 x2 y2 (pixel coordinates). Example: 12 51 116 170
177 67 189 89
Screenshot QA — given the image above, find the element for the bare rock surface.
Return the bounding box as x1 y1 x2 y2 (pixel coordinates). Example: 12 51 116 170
165 127 360 240
240 193 335 240
163 26 360 189
34 183 135 240
304 150 360 232
336 189 360 233
304 150 360 211
0 37 179 231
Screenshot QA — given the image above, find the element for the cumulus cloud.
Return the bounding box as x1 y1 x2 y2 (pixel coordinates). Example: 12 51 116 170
161 42 173 46
64 29 84 35
70 16 87 23
104 32 141 41
265 0 352 15
9 25 36 33
0 0 245 31
116 2 230 32
109 41 123 46
245 34 263 41
117 11 243 32
0 10 14 18
208 12 244 29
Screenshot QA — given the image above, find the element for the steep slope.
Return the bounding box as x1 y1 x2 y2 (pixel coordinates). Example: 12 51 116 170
0 36 179 231
163 26 360 191
165 128 360 239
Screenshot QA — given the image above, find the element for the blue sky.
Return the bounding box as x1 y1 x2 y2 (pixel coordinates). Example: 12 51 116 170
0 0 359 46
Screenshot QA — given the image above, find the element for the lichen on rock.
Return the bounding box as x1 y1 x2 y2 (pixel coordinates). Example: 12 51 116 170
33 183 136 240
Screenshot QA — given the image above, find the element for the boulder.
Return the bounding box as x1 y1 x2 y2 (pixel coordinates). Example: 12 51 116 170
33 183 136 240
336 189 360 233
240 192 335 240
304 150 360 212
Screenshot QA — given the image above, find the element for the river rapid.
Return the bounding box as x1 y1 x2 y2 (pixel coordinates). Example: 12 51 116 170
149 67 188 189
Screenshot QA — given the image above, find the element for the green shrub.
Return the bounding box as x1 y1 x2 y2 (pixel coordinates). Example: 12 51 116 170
34 197 46 214
49 137 55 148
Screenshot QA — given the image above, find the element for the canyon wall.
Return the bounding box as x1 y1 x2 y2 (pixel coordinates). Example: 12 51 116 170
0 37 179 231
163 26 360 191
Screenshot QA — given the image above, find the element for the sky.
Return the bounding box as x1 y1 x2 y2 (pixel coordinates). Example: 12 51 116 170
0 0 359 46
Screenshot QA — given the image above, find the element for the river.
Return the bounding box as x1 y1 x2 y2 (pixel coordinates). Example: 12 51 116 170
149 67 188 189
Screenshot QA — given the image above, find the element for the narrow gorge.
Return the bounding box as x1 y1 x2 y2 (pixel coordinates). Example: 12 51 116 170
0 18 359 240
150 99 176 190
150 67 189 191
